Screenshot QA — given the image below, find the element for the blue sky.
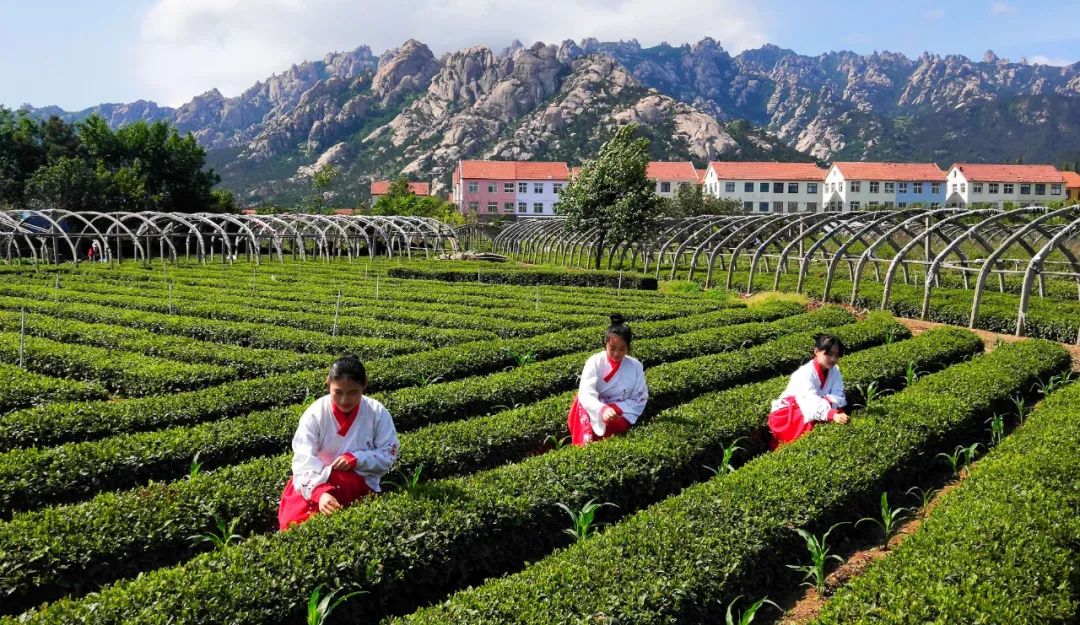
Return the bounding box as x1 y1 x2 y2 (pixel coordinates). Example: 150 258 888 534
1 0 1077 111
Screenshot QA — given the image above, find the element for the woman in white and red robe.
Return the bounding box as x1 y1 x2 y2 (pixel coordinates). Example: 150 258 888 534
567 314 649 446
769 333 849 449
278 355 399 530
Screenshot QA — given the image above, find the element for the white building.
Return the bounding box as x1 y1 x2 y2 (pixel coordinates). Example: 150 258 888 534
703 162 828 213
824 162 946 212
647 162 701 197
945 164 1065 208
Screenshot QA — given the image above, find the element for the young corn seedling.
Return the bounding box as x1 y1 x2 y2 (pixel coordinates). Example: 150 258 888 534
787 522 848 595
189 452 203 479
987 412 1005 447
905 485 940 516
904 361 926 388
855 380 884 412
856 492 910 550
189 513 242 551
544 434 570 450
937 446 965 477
306 584 365 625
724 595 779 625
1010 393 1028 424
415 372 444 387
960 441 981 468
555 498 617 543
704 437 746 475
503 348 537 369
386 465 423 493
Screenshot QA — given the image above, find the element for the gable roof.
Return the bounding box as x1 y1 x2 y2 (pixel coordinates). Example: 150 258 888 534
370 180 430 196
949 163 1064 184
647 161 699 182
457 160 568 180
707 161 827 181
1061 171 1080 188
831 162 945 181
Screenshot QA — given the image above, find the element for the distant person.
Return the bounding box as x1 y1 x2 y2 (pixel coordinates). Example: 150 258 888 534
88 240 102 262
768 333 848 449
567 314 649 446
278 355 399 530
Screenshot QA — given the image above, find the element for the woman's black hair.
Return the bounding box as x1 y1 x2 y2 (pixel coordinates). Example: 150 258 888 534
604 314 633 348
328 354 367 386
812 333 845 358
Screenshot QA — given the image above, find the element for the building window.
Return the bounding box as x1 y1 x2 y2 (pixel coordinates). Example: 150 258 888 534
467 182 478 193
961 183 966 193
807 202 817 212
518 202 527 213
758 202 769 213
884 182 895 193
518 182 527 193
893 202 903 208
533 202 544 213
743 201 753 211
725 182 736 193
553 183 563 194
868 201 879 208
970 183 981 193
869 181 880 193
951 184 957 193
1020 184 1031 195
487 202 498 213
899 183 908 193
808 183 818 194
504 202 514 212
989 183 999 194
788 182 799 194
533 183 544 194
759 182 770 192
744 182 754 192
1052 184 1062 195
850 181 861 193
839 182 845 192
504 182 514 193
468 201 479 212
485 183 495 193
773 182 784 193
1003 183 1014 194
773 201 784 212
660 181 671 193
788 201 798 213
914 182 924 193
931 183 941 194
1035 183 1046 195
850 201 860 211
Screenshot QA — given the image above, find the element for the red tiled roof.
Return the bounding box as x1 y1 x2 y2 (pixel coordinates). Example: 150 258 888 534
240 209 258 215
370 180 430 196
334 208 356 215
457 160 569 180
647 161 699 182
696 168 707 184
708 161 827 181
949 163 1064 184
1061 171 1080 188
832 162 945 181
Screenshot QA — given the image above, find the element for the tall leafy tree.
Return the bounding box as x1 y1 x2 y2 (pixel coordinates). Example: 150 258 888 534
373 176 462 224
558 123 659 269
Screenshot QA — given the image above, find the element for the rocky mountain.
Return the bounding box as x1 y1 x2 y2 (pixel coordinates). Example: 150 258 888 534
19 38 1080 206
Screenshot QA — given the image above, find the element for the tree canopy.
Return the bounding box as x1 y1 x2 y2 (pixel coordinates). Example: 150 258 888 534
0 107 222 213
558 123 660 268
372 177 463 224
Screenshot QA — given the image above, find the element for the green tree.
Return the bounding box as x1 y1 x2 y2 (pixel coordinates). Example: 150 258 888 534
558 124 659 269
372 176 463 224
25 156 103 212
660 183 745 217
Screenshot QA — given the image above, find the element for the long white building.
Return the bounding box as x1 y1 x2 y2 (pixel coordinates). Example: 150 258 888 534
945 164 1066 208
703 162 828 213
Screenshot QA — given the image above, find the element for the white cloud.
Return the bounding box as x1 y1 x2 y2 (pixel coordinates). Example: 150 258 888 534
921 8 945 20
1028 55 1074 67
137 0 769 106
989 2 1016 15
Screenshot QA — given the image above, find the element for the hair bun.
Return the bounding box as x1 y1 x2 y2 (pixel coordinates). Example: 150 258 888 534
610 313 625 325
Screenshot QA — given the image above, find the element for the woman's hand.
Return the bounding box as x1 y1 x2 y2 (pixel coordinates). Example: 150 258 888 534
319 492 342 514
330 455 351 471
833 412 850 425
601 406 618 422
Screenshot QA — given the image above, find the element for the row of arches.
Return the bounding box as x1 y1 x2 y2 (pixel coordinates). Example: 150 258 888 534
493 208 1080 336
1 210 459 266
